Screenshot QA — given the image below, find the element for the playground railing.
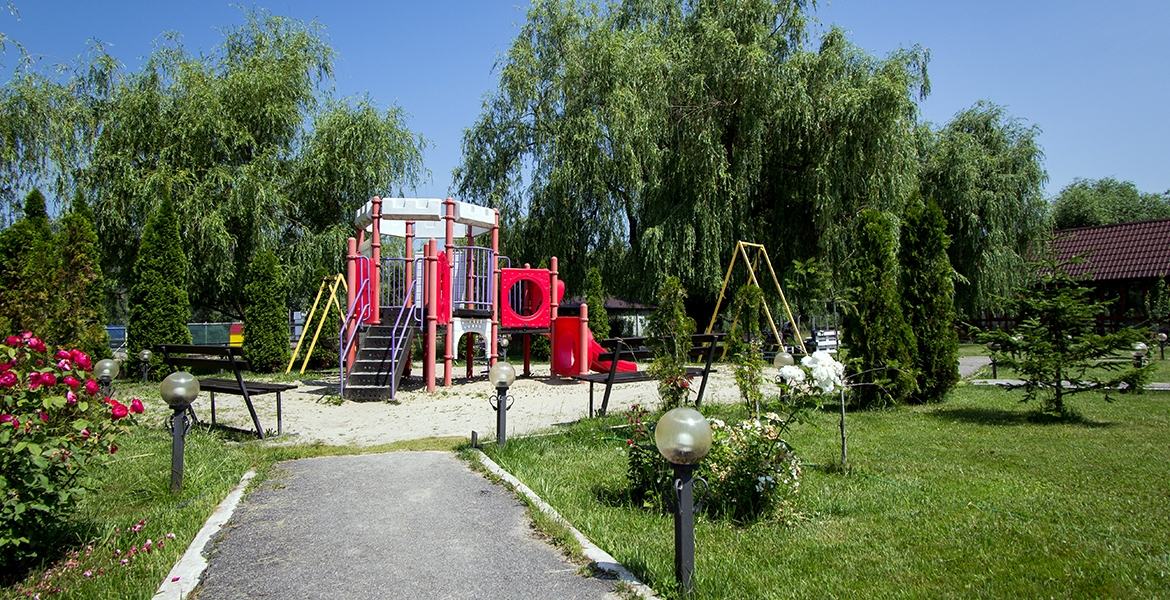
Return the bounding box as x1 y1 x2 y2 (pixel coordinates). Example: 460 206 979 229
386 257 424 399
451 245 495 314
339 260 371 399
381 257 426 311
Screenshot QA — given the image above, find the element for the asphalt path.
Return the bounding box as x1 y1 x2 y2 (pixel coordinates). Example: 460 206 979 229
196 452 620 599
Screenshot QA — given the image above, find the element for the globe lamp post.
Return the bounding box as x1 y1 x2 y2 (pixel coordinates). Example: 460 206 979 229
161 371 199 494
1157 332 1167 361
95 359 120 398
138 349 153 383
654 407 712 599
1133 342 1149 369
986 342 1001 378
488 361 516 449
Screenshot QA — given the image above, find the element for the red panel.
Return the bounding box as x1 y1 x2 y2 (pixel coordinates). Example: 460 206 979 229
501 268 551 328
437 251 451 323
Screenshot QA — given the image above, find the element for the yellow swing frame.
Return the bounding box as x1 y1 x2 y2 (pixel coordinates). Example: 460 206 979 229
286 274 347 374
705 241 807 355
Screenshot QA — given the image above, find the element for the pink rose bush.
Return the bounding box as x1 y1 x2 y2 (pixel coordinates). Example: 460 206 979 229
1 332 145 567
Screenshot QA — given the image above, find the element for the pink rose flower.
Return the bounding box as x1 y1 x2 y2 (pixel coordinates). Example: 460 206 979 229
72 351 91 371
79 428 90 439
85 379 99 395
130 398 145 414
0 372 16 388
56 350 72 360
0 414 12 425
41 373 57 387
0 361 11 373
39 411 48 423
66 390 78 404
26 337 46 352
111 402 129 419
4 336 19 346
57 359 72 371
21 332 32 339
64 376 80 389
29 371 42 385
109 444 117 454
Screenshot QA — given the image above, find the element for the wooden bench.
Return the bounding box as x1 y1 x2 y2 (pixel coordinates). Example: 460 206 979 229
570 334 724 418
155 344 297 439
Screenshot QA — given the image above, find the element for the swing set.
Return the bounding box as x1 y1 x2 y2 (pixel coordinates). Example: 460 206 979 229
287 274 347 374
705 241 807 355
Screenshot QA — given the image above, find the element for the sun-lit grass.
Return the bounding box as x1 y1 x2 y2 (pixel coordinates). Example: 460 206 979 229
972 356 1170 383
482 387 1170 599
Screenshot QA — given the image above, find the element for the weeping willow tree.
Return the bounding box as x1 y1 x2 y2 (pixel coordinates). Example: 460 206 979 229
921 101 1048 318
457 0 928 301
0 8 428 321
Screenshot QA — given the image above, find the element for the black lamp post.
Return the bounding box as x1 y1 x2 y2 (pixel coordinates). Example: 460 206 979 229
1157 332 1167 361
160 371 199 494
138 349 153 383
654 407 712 599
488 361 515 449
95 359 120 398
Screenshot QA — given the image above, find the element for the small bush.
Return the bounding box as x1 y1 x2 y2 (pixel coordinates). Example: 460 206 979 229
128 189 191 378
584 267 610 340
647 276 696 410
0 333 142 569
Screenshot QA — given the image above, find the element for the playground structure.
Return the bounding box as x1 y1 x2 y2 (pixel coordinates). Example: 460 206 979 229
338 197 633 401
706 241 807 355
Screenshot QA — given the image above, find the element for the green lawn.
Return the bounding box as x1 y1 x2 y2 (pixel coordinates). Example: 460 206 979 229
482 387 1170 599
972 356 1170 383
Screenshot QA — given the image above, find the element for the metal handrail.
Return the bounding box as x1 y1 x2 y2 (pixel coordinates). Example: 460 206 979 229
339 256 372 398
387 257 424 399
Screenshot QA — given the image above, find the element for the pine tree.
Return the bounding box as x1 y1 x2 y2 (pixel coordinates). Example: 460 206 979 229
0 190 56 336
584 267 610 340
50 196 110 359
843 209 918 408
899 198 959 403
983 248 1151 415
128 188 191 377
244 249 290 373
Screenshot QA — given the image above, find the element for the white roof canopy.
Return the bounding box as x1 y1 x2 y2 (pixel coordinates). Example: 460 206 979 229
354 197 495 239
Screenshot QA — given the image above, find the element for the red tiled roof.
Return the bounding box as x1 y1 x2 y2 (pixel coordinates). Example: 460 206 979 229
1052 218 1170 281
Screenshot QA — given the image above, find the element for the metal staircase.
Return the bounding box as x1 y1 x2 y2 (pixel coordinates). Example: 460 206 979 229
342 308 418 401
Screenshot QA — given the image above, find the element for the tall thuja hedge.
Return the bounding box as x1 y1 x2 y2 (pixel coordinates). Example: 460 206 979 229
0 190 55 336
244 249 290 373
584 267 610 340
899 198 959 403
48 196 109 359
128 189 191 376
844 209 918 408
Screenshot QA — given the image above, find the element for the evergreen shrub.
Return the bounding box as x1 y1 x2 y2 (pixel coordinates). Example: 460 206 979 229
244 249 290 373
900 198 959 402
128 189 191 377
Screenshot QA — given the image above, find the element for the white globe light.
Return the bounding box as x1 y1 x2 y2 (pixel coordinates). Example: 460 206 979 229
773 352 795 369
95 359 120 380
489 361 516 388
655 407 712 465
160 372 200 408
1133 342 1148 357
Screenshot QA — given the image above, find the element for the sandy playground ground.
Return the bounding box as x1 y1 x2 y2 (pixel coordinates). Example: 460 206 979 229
161 364 747 446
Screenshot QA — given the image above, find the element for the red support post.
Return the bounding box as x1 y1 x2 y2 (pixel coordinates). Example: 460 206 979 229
549 256 559 379
490 209 500 367
579 303 590 375
404 222 414 308
425 239 437 392
443 198 455 387
370 197 382 325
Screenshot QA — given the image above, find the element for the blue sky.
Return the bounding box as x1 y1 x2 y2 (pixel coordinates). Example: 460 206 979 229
4 1 1167 199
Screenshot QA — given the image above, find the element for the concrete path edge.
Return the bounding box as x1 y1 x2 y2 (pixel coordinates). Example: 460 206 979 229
474 450 660 600
152 469 257 600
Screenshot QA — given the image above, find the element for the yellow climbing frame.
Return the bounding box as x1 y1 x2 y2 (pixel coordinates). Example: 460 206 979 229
286 274 347 374
705 241 807 354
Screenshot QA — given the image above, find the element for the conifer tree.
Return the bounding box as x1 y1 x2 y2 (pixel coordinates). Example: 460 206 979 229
0 190 55 335
244 249 290 373
584 267 610 340
843 209 918 408
128 188 191 376
50 196 109 358
900 198 959 402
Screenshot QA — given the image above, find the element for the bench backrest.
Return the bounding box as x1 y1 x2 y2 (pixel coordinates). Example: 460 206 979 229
155 344 252 373
595 334 724 365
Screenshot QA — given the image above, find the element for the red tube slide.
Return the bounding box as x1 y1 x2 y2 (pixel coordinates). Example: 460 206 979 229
550 316 637 376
